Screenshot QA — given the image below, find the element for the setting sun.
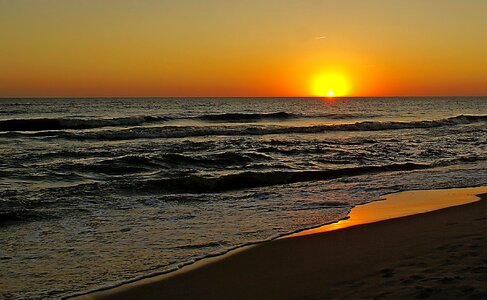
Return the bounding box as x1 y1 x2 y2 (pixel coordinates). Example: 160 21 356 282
311 72 351 97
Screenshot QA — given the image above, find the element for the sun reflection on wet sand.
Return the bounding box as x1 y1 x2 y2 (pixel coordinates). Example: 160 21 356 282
290 186 487 237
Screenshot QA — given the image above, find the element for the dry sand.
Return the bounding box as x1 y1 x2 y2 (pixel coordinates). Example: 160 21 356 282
74 187 487 299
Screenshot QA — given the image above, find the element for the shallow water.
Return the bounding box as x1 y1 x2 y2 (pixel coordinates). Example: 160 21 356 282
1 97 486 299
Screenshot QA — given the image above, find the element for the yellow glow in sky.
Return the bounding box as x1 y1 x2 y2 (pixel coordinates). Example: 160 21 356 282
311 72 351 97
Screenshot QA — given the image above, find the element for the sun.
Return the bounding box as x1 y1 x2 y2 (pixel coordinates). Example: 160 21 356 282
311 72 351 97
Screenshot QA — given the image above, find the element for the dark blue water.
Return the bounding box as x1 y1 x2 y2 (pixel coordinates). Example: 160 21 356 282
1 97 486 299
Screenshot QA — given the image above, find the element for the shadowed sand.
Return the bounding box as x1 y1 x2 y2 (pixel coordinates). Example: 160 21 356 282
73 187 487 299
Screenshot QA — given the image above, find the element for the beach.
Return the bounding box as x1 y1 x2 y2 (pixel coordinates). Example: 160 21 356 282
74 187 487 299
2 98 486 299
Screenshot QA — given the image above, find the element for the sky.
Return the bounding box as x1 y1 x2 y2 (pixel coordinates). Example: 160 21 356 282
1 0 487 97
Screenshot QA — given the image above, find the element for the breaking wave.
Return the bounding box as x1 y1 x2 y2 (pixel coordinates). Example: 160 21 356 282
128 162 432 193
26 114 485 141
0 116 169 132
196 112 295 122
0 111 378 132
194 112 375 122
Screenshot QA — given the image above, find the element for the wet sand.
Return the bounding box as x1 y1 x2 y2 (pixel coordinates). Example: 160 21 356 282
73 187 487 299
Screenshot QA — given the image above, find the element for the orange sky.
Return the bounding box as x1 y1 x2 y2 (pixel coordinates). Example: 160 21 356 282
1 1 487 97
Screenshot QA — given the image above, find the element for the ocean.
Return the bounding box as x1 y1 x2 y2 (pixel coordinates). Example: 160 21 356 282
1 97 486 299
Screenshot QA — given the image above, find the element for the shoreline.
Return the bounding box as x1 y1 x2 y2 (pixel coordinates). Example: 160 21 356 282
72 186 487 299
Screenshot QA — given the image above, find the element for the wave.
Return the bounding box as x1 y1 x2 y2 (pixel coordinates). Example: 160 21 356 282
75 155 163 175
2 114 484 139
67 152 272 175
0 111 370 131
125 156 486 194
2 157 483 225
195 111 378 122
196 112 294 122
0 116 169 132
161 152 271 166
127 162 432 194
36 114 485 141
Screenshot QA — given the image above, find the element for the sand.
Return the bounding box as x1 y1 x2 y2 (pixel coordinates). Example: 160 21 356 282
73 187 487 299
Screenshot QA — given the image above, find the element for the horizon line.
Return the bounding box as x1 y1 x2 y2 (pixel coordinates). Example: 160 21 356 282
1 95 486 100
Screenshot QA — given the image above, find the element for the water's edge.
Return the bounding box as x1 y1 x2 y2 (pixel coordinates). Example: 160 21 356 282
66 184 487 299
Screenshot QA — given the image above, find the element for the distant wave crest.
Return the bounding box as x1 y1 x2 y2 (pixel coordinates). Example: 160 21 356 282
61 114 487 140
1 114 485 138
196 112 294 122
196 111 379 122
0 111 377 131
0 116 169 131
